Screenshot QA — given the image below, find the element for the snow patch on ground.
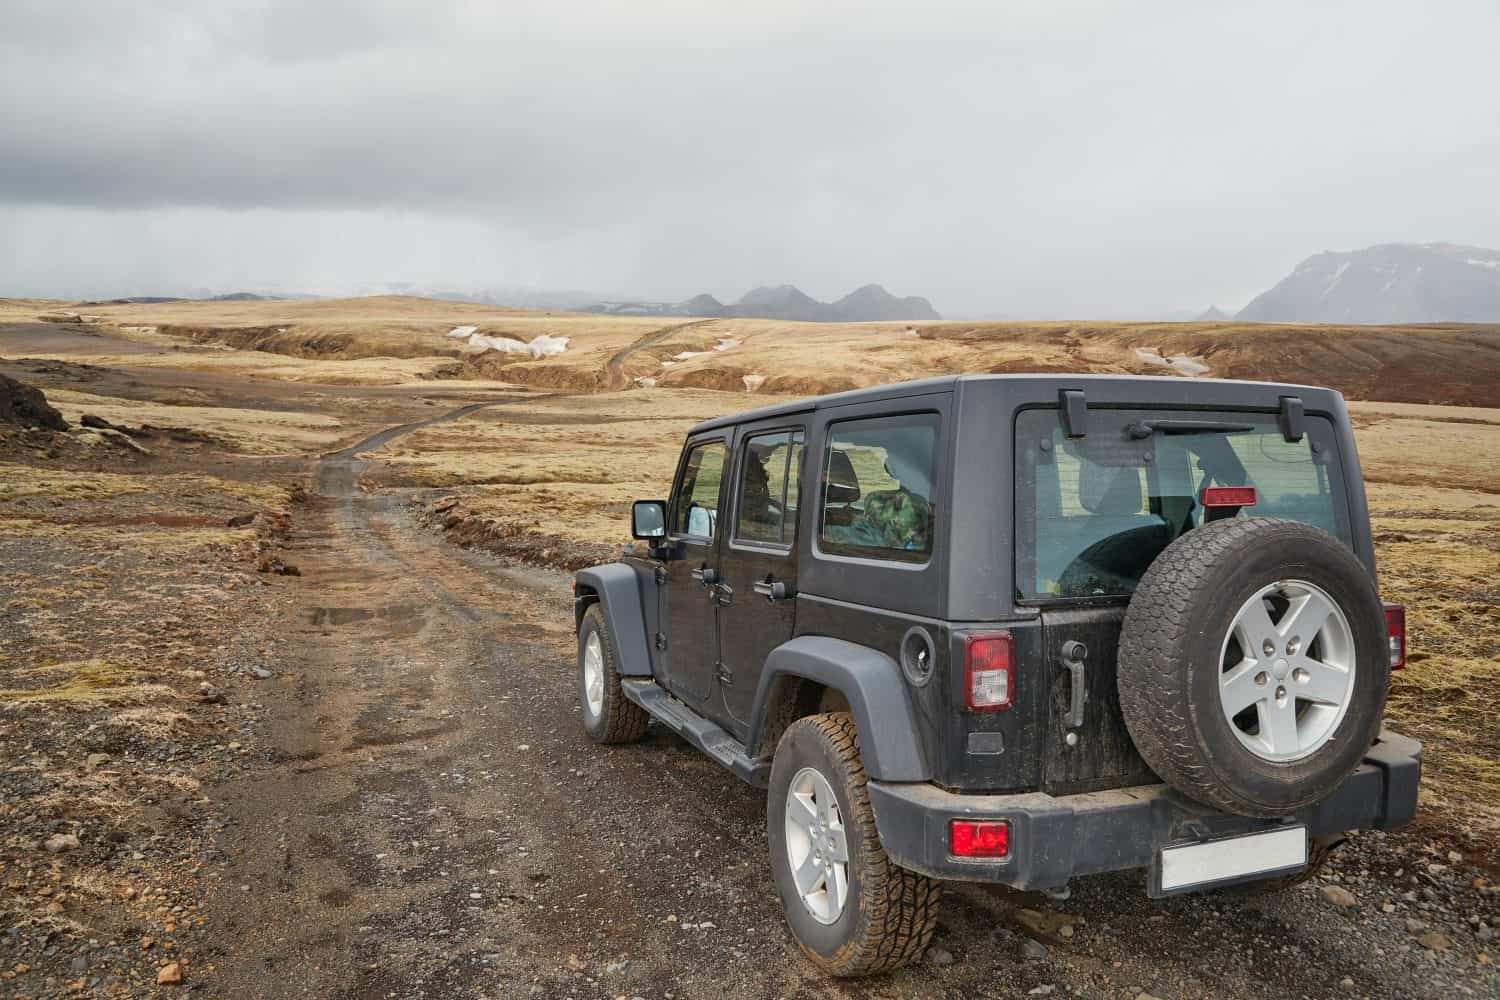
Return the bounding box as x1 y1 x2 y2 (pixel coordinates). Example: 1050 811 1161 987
633 376 658 388
121 326 158 335
1466 258 1500 271
904 326 921 337
742 374 766 392
446 325 478 339
659 360 675 367
468 332 570 358
714 338 741 352
672 350 707 361
1135 347 1211 377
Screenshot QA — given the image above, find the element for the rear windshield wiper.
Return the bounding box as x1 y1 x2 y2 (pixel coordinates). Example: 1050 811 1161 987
1125 419 1255 439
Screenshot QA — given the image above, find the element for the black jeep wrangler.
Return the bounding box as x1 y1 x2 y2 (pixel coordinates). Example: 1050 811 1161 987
572 375 1420 976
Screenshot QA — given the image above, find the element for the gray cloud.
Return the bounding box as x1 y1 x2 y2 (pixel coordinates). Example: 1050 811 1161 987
2 0 1499 315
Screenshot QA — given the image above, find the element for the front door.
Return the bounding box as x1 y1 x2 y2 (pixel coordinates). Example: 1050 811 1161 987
661 436 728 705
715 424 805 737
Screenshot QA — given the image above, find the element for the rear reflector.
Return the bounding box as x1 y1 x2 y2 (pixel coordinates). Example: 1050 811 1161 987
950 819 1010 859
964 632 1014 711
1202 486 1257 507
1384 602 1407 670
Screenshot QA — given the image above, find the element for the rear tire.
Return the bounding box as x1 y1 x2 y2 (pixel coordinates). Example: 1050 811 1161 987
577 604 647 745
767 712 940 976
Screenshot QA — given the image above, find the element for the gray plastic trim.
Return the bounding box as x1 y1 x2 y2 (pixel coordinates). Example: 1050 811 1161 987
573 563 653 676
749 635 929 781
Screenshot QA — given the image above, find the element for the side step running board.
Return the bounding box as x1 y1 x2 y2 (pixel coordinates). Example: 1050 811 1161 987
621 679 770 787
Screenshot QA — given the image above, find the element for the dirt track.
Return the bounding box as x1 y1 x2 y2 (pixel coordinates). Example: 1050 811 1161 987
191 410 1497 999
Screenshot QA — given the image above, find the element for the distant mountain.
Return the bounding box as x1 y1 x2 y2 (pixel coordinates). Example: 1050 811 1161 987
1195 305 1232 322
584 283 940 322
1237 243 1500 324
827 284 941 322
209 292 280 302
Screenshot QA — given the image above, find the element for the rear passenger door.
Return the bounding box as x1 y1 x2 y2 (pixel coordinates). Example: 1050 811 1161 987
715 423 806 737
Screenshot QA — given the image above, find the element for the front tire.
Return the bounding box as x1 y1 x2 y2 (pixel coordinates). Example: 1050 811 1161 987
577 604 647 744
767 712 940 976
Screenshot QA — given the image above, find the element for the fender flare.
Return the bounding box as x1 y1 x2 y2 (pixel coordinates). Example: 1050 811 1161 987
749 635 930 781
573 563 653 676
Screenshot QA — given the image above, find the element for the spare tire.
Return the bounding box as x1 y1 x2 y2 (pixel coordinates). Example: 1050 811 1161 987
1117 518 1389 818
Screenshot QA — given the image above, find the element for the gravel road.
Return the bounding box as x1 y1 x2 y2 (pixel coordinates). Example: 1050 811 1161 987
190 412 1498 999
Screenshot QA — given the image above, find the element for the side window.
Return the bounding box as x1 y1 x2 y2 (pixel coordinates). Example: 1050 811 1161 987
734 429 805 547
818 413 939 562
673 440 726 538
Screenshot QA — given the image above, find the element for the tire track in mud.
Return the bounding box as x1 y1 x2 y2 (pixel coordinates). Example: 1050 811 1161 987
604 319 717 390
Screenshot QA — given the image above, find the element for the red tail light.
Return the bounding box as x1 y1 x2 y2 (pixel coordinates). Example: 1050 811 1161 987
951 819 1009 858
1202 486 1257 507
1384 603 1406 670
964 632 1014 711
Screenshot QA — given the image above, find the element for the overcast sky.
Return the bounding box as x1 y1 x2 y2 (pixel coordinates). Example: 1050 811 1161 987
2 0 1499 317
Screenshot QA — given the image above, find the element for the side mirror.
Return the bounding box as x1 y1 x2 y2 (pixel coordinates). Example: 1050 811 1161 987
631 500 667 539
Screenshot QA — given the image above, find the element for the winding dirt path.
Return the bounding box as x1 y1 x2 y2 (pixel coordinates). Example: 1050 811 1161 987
604 319 717 390
193 404 1480 1000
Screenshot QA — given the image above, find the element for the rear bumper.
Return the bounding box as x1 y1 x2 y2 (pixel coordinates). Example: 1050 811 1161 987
867 729 1421 894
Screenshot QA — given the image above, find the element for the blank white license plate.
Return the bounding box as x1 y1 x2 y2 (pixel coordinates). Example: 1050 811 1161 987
1158 826 1307 893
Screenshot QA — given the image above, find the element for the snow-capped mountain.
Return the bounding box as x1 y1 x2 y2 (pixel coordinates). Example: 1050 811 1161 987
1237 243 1500 324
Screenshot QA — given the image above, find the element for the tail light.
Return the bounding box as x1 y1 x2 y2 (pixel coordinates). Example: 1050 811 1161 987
951 819 1009 858
1384 603 1406 670
964 632 1014 711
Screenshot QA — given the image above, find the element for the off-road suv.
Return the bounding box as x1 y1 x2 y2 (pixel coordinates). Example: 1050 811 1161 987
572 375 1420 976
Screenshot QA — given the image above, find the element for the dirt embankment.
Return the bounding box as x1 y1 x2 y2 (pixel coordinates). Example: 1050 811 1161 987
413 495 616 571
165 324 465 362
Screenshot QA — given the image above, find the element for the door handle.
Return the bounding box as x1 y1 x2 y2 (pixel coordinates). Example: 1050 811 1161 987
1060 640 1087 730
690 566 717 585
752 578 790 601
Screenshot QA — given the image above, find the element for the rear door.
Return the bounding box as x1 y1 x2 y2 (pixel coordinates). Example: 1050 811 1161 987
660 435 728 705
714 422 806 737
1015 404 1353 794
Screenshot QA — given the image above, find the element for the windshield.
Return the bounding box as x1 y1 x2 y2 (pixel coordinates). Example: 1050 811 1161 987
1015 408 1351 600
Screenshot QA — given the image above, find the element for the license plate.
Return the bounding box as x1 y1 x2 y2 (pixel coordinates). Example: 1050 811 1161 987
1156 826 1307 895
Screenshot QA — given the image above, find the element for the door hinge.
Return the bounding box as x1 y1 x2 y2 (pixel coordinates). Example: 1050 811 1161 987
654 632 668 651
712 582 734 607
653 566 668 585
715 662 733 687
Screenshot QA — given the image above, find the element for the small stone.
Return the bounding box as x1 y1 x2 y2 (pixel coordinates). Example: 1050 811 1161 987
565 954 587 972
1340 978 1354 990
1406 918 1427 933
1059 924 1075 939
44 833 81 854
1028 987 1054 997
1416 930 1452 952
1427 863 1448 875
926 947 955 967
1382 902 1396 914
1320 885 1358 908
1135 994 1165 1000
1022 938 1049 961
1448 850 1462 863
156 962 183 985
603 960 629 975
1476 924 1494 943
250 667 273 680
85 753 110 769
140 938 155 950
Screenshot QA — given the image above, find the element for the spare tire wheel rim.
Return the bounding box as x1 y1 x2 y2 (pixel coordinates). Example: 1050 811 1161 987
582 631 604 720
784 766 850 925
1218 579 1356 763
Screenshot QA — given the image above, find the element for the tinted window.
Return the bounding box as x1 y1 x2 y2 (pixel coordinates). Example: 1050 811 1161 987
819 413 939 562
674 441 726 537
734 429 804 546
1015 408 1349 599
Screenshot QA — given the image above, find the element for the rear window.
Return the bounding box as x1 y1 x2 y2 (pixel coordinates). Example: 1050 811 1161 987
1015 408 1351 600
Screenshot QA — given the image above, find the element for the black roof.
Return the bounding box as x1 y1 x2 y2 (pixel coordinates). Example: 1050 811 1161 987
687 373 1337 434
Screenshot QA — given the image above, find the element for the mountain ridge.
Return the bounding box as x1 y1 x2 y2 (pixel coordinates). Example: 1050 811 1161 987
585 283 940 322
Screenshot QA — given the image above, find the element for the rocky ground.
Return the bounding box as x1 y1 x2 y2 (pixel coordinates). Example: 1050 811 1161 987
0 323 1496 998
